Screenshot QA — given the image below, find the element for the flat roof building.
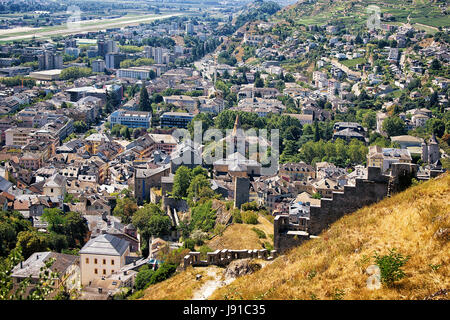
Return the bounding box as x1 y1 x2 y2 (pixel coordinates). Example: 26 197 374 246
29 69 62 81
109 109 152 129
160 112 194 129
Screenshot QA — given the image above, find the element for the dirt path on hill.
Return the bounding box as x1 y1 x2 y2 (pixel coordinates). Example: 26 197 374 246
192 268 235 300
191 259 275 300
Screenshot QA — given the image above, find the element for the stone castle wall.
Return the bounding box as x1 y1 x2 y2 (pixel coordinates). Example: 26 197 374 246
183 248 277 269
308 166 389 236
274 166 390 252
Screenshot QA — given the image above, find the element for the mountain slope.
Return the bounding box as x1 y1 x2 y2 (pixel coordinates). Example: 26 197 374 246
210 173 449 300
275 0 449 28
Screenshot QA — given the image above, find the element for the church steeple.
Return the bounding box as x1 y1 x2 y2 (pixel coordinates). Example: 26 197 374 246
232 114 241 136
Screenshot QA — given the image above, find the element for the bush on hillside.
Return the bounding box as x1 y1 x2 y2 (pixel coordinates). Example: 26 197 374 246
374 248 410 287
242 211 258 224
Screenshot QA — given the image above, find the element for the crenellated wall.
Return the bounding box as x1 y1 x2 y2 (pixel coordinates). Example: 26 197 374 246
182 248 278 269
308 167 389 236
274 167 390 252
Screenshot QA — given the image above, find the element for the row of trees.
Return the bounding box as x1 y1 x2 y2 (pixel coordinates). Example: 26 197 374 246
59 67 92 81
298 138 368 167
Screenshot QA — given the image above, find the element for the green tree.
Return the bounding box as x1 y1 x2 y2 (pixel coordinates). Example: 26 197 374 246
430 58 441 70
73 121 88 133
254 76 264 88
190 200 216 232
134 265 155 290
382 116 406 137
113 197 138 224
132 203 171 240
426 118 445 138
47 233 69 253
64 211 88 248
138 86 151 112
16 230 49 260
187 174 215 204
313 120 320 142
0 247 59 300
147 263 177 285
41 209 88 249
172 166 192 199
60 67 92 80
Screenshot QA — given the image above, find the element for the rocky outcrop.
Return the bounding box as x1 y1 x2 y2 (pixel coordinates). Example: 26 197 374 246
223 259 261 279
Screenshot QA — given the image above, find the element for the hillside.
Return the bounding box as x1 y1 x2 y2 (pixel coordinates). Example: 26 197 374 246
275 0 449 29
137 174 448 300
210 173 449 300
205 215 274 251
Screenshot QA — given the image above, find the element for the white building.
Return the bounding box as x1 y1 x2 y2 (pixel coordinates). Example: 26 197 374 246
79 234 130 286
116 67 153 80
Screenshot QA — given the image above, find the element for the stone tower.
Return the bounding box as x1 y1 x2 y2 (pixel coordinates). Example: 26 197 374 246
234 176 250 209
427 134 440 164
421 140 428 163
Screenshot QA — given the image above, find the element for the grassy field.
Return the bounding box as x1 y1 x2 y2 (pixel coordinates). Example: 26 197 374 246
341 57 367 69
205 215 274 251
209 173 449 300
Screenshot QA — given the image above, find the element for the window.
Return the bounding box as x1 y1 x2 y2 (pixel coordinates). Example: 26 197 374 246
103 269 106 275
94 269 98 274
111 260 114 265
103 259 106 265
85 258 89 264
94 258 98 264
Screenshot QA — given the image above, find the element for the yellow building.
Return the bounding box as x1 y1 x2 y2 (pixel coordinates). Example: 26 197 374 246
85 133 111 154
367 145 412 172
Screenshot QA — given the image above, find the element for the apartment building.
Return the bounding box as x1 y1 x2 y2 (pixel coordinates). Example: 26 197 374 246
109 109 152 129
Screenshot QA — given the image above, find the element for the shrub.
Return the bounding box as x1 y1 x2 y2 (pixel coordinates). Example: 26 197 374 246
198 245 214 260
191 229 209 245
148 263 177 285
134 265 155 290
242 211 258 224
163 247 190 266
183 239 195 251
263 241 274 251
213 223 226 236
251 227 266 239
232 208 242 223
374 248 410 287
241 201 260 211
190 200 216 232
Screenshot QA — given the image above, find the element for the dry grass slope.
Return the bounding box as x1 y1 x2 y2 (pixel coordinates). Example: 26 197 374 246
210 174 450 300
140 266 219 300
206 216 274 250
